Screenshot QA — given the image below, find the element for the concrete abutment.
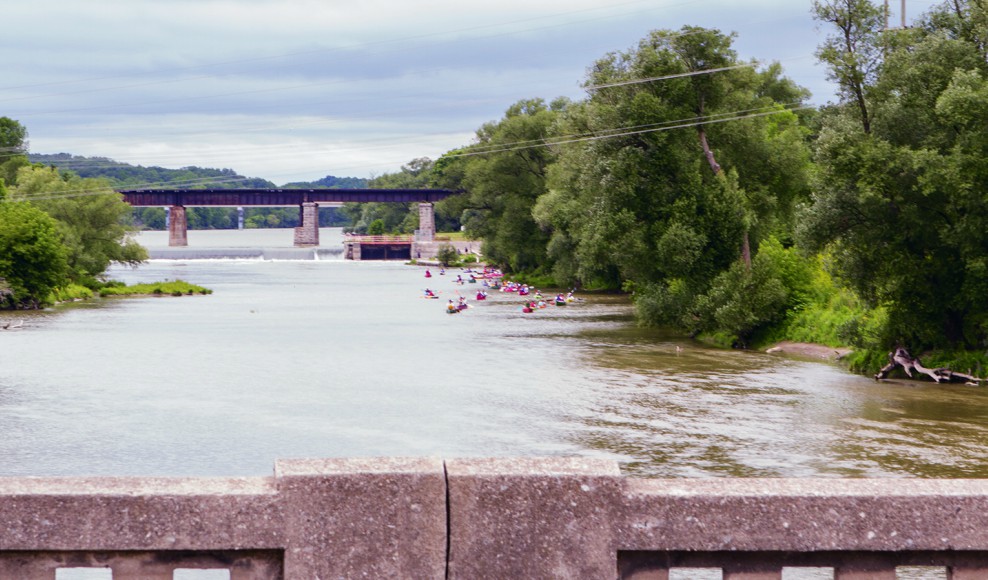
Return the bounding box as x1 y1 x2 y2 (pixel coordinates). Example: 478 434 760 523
4 458 988 578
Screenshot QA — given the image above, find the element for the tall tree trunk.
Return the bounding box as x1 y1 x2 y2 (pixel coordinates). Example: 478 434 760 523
696 101 751 269
697 128 722 175
843 15 871 134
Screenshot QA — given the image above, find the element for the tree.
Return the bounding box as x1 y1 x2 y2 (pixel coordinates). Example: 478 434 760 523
812 0 885 134
435 98 566 274
0 117 29 189
800 0 988 349
340 158 437 234
0 201 68 309
537 25 812 338
12 166 146 286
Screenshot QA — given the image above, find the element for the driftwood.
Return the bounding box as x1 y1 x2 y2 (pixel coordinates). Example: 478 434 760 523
874 347 982 385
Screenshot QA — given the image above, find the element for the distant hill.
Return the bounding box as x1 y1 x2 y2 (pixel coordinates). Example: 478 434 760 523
283 175 368 189
26 153 363 230
28 153 276 188
27 153 366 190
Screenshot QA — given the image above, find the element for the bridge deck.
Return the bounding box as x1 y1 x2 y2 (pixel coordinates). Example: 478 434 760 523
118 188 460 207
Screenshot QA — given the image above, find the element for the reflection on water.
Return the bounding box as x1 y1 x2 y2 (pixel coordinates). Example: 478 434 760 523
1 229 988 481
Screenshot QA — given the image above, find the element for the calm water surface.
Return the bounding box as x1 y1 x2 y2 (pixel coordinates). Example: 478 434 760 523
2 228 988 479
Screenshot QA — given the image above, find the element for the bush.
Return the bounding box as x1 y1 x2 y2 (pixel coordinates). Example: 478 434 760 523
436 243 458 267
367 219 386 236
695 258 788 348
100 279 212 297
49 284 94 302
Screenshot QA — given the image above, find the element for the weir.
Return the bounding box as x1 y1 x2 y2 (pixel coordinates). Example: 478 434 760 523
2 457 987 579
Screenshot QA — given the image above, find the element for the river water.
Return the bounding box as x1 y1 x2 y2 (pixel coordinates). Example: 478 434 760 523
1 228 988 480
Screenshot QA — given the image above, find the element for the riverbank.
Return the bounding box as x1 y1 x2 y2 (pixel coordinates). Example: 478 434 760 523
764 341 853 362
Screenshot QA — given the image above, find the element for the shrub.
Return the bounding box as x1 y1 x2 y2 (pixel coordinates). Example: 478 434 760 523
436 243 458 267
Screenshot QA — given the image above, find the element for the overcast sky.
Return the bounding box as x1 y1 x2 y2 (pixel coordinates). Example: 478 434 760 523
1 0 943 185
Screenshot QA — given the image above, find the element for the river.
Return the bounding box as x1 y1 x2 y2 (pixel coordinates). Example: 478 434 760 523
1 228 987 480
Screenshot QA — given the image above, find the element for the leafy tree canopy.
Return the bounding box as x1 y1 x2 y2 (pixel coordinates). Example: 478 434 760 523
0 200 68 308
11 165 146 286
800 0 988 349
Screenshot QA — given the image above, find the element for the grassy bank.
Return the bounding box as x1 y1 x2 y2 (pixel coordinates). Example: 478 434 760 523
99 279 212 297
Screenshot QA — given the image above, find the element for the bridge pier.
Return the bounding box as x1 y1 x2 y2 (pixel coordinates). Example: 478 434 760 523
293 202 319 247
416 202 435 241
168 205 188 247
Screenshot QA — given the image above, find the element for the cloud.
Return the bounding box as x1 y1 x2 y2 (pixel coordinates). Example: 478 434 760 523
2 0 943 184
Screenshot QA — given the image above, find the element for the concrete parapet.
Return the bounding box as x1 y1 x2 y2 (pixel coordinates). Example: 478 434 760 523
275 457 446 579
3 458 988 578
447 457 623 579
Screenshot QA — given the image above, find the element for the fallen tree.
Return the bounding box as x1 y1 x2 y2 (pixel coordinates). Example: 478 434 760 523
874 347 982 384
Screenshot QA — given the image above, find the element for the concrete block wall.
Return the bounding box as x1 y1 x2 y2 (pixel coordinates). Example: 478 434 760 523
3 457 988 579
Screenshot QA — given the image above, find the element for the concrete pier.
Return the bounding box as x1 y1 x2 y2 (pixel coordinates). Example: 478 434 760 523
291 202 319 247
167 205 188 247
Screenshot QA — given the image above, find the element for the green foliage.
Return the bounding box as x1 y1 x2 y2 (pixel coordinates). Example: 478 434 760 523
775 266 887 349
49 283 94 303
132 207 166 229
366 219 386 236
0 201 68 309
28 153 367 230
435 243 458 267
283 175 368 189
99 279 212 296
434 99 563 274
12 166 147 283
333 157 441 234
693 254 789 347
540 26 812 303
0 117 29 189
811 0 884 133
801 0 988 351
27 153 275 189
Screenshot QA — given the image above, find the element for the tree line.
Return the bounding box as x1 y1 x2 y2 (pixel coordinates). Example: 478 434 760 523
2 0 986 368
367 0 988 363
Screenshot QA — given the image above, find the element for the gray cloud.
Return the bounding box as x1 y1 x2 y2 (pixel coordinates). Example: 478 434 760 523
1 0 941 184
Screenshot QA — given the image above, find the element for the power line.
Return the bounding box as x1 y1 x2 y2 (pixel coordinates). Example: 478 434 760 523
7 102 812 201
585 63 760 91
446 104 813 159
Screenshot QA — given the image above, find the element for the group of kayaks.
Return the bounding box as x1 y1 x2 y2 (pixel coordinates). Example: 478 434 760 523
423 266 579 314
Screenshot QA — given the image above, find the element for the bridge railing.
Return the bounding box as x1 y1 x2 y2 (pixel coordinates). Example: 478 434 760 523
343 234 414 244
2 457 988 579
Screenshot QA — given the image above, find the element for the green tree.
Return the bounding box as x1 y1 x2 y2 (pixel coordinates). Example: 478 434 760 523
12 166 146 286
0 117 29 189
0 201 68 309
799 0 988 349
812 0 885 133
436 98 566 274
537 26 812 339
350 157 437 234
366 218 386 236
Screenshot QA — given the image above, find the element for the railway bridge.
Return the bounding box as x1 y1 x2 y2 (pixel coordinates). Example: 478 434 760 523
117 188 461 248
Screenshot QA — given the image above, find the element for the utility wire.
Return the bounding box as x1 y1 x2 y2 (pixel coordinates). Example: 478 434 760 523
446 105 813 159
7 103 811 201
584 63 760 90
